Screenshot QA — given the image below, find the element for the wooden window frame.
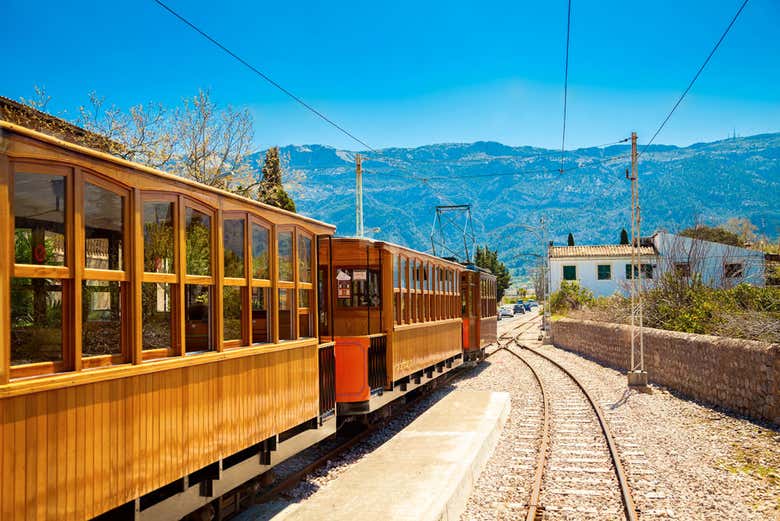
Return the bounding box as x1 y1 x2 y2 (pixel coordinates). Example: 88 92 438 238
80 171 132 369
222 212 249 349
296 229 314 339
182 198 217 355
248 216 274 346
140 192 180 360
9 162 74 379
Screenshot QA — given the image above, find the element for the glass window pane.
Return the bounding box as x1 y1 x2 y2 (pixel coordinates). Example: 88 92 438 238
563 265 577 281
185 284 213 352
401 258 408 289
186 208 212 276
298 289 313 338
85 183 124 270
393 256 400 288
278 288 295 340
298 289 311 308
298 235 312 283
278 231 293 282
252 287 272 344
223 286 243 342
223 218 245 278
82 280 122 357
142 282 174 350
252 224 270 279
10 278 63 365
14 172 66 266
597 264 611 280
143 202 174 273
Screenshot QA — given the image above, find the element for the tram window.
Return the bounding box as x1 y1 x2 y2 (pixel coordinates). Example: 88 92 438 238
298 289 313 338
82 280 123 358
298 235 312 283
223 286 243 342
186 208 212 276
393 256 400 288
14 172 67 266
185 285 213 352
336 269 380 308
84 183 124 270
142 282 174 350
223 218 245 278
278 289 295 340
252 288 272 344
278 231 294 282
143 202 174 273
401 257 408 289
10 278 64 365
252 223 270 279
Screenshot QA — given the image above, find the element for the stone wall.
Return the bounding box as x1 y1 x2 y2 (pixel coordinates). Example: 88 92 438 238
551 318 779 425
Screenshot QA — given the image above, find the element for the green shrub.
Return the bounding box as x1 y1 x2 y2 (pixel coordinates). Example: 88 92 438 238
550 281 594 314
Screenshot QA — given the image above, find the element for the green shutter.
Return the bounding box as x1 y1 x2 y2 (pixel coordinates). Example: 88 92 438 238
563 265 576 280
597 264 611 280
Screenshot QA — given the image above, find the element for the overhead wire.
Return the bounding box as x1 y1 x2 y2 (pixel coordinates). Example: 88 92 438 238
560 0 573 173
153 0 376 152
639 0 751 156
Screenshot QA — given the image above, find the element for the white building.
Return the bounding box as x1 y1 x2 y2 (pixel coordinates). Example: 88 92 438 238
549 244 658 297
549 233 765 297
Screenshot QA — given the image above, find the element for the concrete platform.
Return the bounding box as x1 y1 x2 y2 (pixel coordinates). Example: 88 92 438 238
268 390 510 521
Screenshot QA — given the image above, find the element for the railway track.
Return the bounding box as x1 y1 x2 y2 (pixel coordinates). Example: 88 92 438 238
492 329 638 520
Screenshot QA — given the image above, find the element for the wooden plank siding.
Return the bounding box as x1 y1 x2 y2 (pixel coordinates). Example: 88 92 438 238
0 343 319 520
390 318 462 381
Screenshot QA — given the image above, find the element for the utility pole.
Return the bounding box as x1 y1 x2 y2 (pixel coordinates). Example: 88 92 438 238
355 153 364 238
627 132 648 389
541 217 552 342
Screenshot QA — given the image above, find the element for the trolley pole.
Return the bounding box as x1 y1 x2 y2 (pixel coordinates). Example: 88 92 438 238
627 132 648 389
355 153 364 238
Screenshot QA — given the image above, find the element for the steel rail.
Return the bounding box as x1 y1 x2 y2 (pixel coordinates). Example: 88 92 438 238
509 340 639 521
496 342 550 521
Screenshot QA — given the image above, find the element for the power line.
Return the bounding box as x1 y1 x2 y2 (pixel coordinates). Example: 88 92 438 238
153 0 376 152
640 0 751 156
560 0 573 172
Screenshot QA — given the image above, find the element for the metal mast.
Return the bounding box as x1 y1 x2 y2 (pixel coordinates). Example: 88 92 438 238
430 205 476 263
627 132 648 389
355 153 364 238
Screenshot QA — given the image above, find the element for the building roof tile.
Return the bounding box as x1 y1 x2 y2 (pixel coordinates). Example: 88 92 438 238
549 244 656 258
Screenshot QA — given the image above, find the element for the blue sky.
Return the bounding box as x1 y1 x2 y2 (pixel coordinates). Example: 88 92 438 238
4 0 779 150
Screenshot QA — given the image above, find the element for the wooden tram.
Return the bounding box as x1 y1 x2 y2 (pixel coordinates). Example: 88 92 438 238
318 238 466 415
0 117 338 520
0 102 500 521
461 266 498 362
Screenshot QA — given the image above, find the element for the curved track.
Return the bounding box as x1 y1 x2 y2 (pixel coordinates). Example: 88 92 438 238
492 326 637 520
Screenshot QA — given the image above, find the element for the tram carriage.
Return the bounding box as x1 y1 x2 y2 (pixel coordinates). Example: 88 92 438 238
461 266 498 362
318 238 466 415
0 100 500 520
0 108 338 520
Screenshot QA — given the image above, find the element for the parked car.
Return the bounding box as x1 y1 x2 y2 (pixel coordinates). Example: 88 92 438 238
513 303 526 314
499 306 514 318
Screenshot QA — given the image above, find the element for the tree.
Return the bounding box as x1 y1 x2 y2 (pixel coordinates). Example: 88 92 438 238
679 224 742 247
69 90 269 199
722 217 757 245
567 233 575 246
620 228 629 245
256 147 297 212
474 246 511 301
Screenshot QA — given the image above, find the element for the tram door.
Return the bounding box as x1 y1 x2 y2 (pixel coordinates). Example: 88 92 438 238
461 272 478 349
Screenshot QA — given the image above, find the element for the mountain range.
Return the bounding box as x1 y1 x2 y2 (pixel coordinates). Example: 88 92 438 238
252 133 780 280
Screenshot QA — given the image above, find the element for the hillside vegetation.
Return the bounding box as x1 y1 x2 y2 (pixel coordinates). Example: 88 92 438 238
271 134 780 276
